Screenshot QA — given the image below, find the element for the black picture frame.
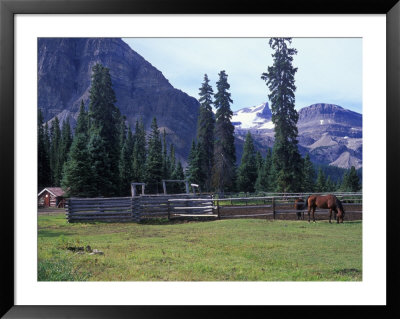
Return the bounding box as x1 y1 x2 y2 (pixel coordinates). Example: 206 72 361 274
1 0 399 318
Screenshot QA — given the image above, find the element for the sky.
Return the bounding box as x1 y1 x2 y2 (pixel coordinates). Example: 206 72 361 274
123 37 362 114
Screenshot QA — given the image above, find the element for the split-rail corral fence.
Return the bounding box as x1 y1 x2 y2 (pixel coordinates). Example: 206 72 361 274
66 193 362 223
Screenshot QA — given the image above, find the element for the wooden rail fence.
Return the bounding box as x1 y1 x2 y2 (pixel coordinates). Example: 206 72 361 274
66 194 214 222
66 193 362 222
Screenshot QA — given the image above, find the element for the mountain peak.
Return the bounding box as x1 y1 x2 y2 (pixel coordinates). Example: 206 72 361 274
298 103 362 129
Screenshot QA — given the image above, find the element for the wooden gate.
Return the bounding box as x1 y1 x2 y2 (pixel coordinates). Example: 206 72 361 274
168 195 216 218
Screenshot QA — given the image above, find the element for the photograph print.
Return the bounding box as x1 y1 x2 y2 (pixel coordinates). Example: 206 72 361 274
37 37 362 282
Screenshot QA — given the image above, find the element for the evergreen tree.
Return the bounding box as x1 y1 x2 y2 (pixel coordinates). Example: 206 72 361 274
145 117 163 193
169 144 176 175
261 38 302 192
171 161 185 193
341 166 361 192
38 109 51 187
186 141 203 186
61 104 93 197
255 148 273 192
197 74 215 191
302 153 315 192
75 100 89 136
340 171 349 192
44 122 51 163
118 116 128 150
162 129 170 179
59 117 73 180
88 130 114 197
212 70 236 193
61 133 94 197
255 151 263 173
316 167 327 192
119 127 134 195
237 132 258 192
325 176 336 192
132 119 147 182
49 117 62 186
87 63 121 196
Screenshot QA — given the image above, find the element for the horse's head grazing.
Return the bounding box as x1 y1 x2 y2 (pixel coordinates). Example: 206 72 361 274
335 197 345 223
294 198 305 210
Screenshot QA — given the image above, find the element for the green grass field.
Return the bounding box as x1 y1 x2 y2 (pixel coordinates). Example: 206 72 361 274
38 213 362 281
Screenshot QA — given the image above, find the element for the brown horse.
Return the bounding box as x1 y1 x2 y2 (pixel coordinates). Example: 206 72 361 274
307 194 345 223
294 198 306 220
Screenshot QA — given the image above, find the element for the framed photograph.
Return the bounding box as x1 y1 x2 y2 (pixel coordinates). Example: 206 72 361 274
1 0 398 317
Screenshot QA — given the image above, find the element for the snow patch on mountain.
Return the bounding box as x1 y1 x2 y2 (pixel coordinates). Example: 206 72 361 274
232 102 274 130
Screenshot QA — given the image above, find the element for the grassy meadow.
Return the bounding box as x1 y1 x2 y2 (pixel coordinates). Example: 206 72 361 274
38 213 362 281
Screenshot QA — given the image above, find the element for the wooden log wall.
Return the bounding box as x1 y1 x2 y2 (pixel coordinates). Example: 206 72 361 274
66 197 132 223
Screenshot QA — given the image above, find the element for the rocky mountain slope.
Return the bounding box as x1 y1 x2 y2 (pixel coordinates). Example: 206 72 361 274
233 103 362 169
38 38 199 163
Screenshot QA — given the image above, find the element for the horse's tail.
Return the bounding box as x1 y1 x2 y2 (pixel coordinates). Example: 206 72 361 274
304 196 310 210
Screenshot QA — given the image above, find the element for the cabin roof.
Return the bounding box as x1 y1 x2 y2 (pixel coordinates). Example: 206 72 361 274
38 187 66 197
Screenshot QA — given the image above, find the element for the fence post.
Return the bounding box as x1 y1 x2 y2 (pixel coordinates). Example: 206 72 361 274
272 198 276 220
167 200 171 221
217 200 220 220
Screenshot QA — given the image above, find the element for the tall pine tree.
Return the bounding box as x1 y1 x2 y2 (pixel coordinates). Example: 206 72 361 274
145 117 163 193
262 38 302 193
186 140 203 186
59 117 73 180
255 148 273 192
171 161 185 193
132 119 147 183
161 129 170 179
316 167 327 192
302 153 315 192
255 151 263 174
87 63 121 196
38 109 51 187
62 102 93 197
49 117 61 186
119 127 134 195
197 74 215 191
212 70 236 193
341 166 361 192
237 132 258 193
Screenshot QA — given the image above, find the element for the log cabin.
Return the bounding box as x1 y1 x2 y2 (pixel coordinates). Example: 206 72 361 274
38 187 66 208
